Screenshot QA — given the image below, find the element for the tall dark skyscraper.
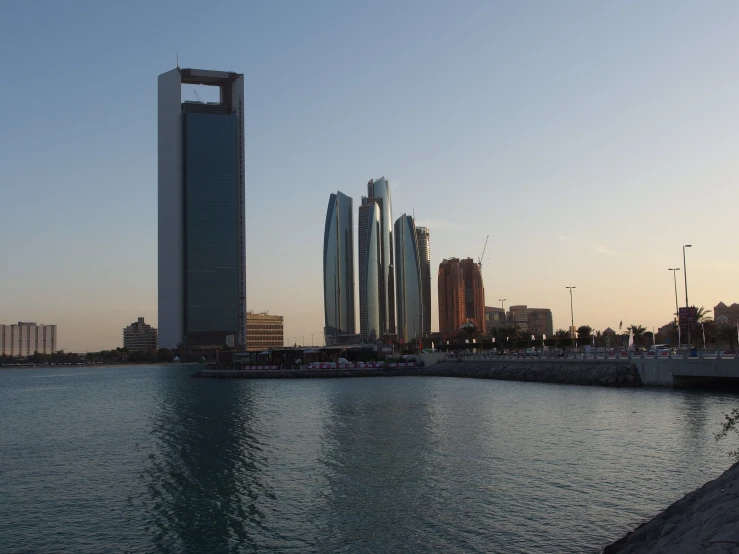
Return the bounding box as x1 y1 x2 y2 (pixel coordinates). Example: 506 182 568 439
358 198 381 341
366 177 395 336
394 214 422 343
415 226 431 338
323 191 355 342
158 68 246 349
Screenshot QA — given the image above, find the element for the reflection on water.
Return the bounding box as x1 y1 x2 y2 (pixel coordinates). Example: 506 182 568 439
140 378 272 552
1 366 738 553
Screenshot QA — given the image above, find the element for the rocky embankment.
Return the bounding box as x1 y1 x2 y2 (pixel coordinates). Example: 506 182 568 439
195 360 643 387
422 360 642 387
602 461 739 553
193 368 422 379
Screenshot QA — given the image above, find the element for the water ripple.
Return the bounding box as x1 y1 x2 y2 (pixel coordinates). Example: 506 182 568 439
1 368 738 553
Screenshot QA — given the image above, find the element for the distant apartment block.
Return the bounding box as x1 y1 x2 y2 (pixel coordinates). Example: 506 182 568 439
438 258 485 335
715 302 739 325
122 317 158 352
509 305 530 332
507 305 553 337
527 308 553 337
0 322 57 357
246 311 284 351
484 306 506 329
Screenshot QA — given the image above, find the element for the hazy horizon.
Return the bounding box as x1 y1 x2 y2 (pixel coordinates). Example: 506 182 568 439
1 1 738 351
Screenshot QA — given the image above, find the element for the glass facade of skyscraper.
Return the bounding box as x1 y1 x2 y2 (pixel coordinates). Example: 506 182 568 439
323 191 356 340
359 199 381 341
394 214 422 342
183 112 240 345
366 178 395 336
158 68 246 349
415 226 431 338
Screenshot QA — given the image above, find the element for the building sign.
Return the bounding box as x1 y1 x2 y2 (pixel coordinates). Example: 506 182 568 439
678 307 698 334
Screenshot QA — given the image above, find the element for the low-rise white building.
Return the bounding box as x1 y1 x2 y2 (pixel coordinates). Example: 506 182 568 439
0 322 57 357
122 317 158 352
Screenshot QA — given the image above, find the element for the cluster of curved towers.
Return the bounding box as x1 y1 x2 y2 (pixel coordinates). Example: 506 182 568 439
323 178 431 344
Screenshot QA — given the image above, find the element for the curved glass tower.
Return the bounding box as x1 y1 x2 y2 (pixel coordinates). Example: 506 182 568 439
323 191 355 341
366 178 395 336
358 199 381 341
394 214 422 343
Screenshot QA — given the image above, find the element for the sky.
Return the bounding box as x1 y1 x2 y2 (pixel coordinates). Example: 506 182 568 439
1 1 738 351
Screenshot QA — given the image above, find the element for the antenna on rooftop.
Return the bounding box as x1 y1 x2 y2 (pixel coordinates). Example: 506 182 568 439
176 52 179 69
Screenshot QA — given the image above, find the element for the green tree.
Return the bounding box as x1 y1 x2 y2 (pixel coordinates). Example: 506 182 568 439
577 325 592 339
719 325 737 349
716 409 739 460
554 329 570 339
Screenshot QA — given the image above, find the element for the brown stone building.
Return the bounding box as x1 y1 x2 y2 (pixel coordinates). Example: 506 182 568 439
507 305 553 337
438 258 485 335
484 306 506 329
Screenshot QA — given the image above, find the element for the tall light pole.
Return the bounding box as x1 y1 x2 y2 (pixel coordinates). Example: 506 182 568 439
499 298 506 324
682 245 691 307
311 333 314 347
683 245 692 348
668 268 680 323
566 286 576 340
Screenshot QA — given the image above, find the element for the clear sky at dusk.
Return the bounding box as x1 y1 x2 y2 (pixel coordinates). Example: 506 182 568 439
1 1 738 351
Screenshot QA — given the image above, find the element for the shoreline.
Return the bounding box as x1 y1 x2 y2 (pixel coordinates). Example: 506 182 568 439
602 460 739 552
193 360 643 387
0 362 200 370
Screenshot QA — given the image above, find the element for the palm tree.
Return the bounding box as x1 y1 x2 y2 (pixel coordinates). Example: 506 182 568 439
577 325 592 339
627 325 646 348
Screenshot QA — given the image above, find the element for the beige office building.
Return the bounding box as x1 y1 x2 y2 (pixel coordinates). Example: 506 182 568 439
0 322 57 357
246 311 284 351
508 305 553 337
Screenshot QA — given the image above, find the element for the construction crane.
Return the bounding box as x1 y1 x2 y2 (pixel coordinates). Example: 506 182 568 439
478 234 489 267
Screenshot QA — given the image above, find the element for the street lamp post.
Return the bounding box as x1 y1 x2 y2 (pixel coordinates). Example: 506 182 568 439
683 245 692 348
416 314 422 353
311 334 314 347
668 268 680 324
498 298 506 324
566 286 576 341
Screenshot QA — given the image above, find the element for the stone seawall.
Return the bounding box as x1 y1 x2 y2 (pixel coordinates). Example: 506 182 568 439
195 360 642 387
423 360 643 387
193 368 422 379
602 461 739 553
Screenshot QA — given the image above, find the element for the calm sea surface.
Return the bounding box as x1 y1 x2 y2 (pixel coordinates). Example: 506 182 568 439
1 365 738 553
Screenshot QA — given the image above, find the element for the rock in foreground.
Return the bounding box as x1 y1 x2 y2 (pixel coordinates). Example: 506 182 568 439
603 461 739 553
